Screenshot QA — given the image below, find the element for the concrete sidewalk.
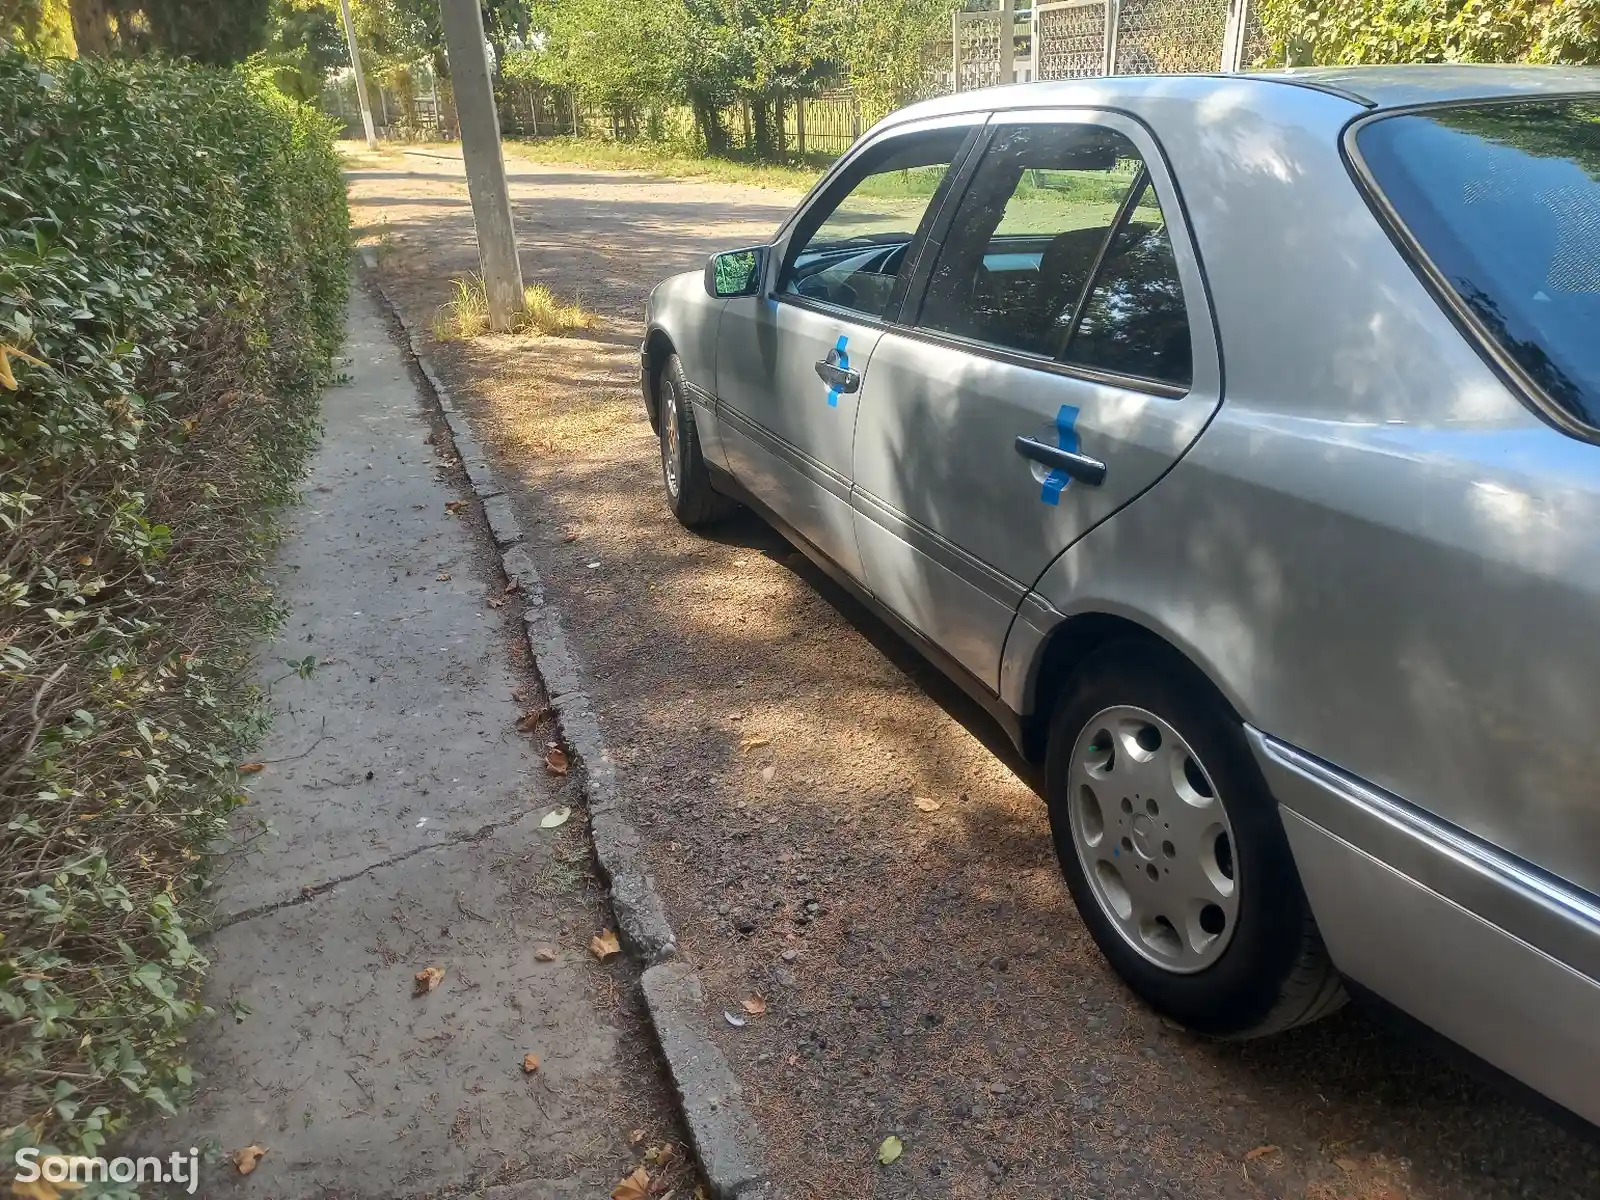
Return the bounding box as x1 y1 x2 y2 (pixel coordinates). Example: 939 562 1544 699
139 286 688 1198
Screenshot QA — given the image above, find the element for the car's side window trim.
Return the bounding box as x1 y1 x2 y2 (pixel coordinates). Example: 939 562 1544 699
892 108 1216 400
766 115 988 320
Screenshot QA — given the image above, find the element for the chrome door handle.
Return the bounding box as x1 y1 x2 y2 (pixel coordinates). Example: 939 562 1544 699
1014 435 1107 486
814 360 861 393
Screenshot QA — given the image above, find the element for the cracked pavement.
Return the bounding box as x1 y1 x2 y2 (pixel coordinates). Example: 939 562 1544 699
135 287 694 1199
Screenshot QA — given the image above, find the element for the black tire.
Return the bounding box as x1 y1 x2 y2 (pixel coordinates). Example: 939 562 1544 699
658 354 736 529
1044 641 1345 1037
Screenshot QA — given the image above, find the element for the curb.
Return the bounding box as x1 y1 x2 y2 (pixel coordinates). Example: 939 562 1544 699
361 272 770 1200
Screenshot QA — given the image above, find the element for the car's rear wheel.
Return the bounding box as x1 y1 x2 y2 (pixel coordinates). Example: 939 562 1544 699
658 353 735 529
1044 641 1345 1037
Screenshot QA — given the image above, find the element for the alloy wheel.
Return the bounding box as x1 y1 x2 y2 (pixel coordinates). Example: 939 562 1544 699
1067 705 1239 973
661 384 682 499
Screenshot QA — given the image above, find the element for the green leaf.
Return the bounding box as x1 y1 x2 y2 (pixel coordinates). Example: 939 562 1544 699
878 1135 904 1165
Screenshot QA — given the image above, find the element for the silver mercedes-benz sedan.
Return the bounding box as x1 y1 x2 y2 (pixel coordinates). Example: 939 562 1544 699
638 66 1600 1125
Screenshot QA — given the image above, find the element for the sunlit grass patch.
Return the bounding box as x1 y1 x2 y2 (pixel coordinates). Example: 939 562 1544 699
431 275 598 341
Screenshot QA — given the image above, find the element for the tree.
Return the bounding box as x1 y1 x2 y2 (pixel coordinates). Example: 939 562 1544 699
830 0 957 123
2 0 78 53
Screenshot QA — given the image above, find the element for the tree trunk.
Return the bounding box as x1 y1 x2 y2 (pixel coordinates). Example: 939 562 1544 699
751 98 772 161
69 0 112 55
692 93 728 155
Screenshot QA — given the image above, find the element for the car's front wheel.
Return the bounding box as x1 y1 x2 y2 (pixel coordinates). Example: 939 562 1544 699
658 353 735 529
1045 642 1345 1037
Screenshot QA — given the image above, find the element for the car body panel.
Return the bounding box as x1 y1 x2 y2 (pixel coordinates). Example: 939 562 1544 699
716 299 884 583
645 271 729 469
642 67 1600 1126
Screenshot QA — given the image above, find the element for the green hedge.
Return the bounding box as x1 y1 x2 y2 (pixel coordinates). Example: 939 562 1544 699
1258 0 1600 67
0 48 347 1166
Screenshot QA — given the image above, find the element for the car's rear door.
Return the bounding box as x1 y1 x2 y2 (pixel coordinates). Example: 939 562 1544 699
849 111 1222 685
715 116 982 584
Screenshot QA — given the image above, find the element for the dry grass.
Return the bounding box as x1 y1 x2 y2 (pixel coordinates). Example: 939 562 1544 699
431 274 598 342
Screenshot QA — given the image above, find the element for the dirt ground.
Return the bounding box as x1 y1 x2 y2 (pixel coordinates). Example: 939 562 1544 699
347 147 1600 1200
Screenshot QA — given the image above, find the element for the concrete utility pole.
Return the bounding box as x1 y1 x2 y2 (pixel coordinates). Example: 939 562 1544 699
439 0 525 332
337 0 377 150
999 0 1015 85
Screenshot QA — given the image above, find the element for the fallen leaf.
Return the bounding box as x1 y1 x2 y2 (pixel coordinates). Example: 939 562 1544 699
539 806 572 829
534 946 557 962
238 762 265 774
612 1167 650 1200
233 1145 267 1175
487 596 505 609
445 500 468 514
1244 1145 1280 1162
436 571 451 581
413 965 445 995
424 431 437 445
563 531 579 543
627 1128 646 1145
1334 1158 1360 1173
505 578 522 593
643 1142 676 1165
878 1134 904 1165
741 994 767 1016
723 1010 747 1027
75 555 93 567
521 1052 540 1073
912 796 941 813
590 929 621 961
516 706 553 732
545 746 570 776
760 765 776 783
740 736 771 752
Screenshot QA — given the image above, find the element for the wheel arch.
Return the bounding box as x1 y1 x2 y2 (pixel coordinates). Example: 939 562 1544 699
1021 608 1246 762
642 325 676 432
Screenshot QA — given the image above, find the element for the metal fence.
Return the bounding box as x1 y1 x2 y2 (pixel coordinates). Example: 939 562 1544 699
948 0 1281 91
327 0 1284 150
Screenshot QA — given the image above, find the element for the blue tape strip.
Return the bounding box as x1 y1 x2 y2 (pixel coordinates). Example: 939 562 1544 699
1040 404 1080 506
826 334 849 408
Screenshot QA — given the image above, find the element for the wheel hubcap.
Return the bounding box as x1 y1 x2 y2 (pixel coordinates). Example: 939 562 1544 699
1067 705 1239 973
661 386 681 499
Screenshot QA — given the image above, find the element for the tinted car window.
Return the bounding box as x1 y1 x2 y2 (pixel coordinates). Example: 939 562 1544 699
918 124 1144 357
1358 101 1600 430
780 128 969 319
1063 178 1191 387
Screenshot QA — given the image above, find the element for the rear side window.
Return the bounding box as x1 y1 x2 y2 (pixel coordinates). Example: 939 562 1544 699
915 121 1191 388
1357 101 1600 431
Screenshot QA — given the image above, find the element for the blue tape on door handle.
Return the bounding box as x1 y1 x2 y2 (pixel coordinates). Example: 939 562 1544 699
826 334 849 408
1040 404 1080 505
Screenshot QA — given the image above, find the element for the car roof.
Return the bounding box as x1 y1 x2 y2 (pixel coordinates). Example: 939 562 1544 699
1248 63 1600 108
885 64 1600 130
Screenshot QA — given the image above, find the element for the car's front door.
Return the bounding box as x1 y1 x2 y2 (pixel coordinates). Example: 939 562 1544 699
849 112 1222 685
716 117 981 583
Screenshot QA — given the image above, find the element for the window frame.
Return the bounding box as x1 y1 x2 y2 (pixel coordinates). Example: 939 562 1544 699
1343 94 1600 446
898 109 1207 400
767 114 987 328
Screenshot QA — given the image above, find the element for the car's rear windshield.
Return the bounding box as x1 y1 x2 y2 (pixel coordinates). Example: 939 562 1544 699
1356 99 1600 431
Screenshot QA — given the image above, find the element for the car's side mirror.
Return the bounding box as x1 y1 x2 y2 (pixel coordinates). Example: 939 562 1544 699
705 247 766 298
